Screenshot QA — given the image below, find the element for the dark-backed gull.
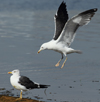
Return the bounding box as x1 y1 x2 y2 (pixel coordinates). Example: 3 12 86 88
38 1 97 68
8 69 50 100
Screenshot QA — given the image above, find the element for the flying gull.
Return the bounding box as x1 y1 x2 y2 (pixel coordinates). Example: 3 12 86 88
38 1 97 68
8 69 50 100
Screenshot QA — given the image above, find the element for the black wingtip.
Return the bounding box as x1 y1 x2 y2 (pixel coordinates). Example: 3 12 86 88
93 8 98 12
87 8 98 13
62 1 66 4
57 1 68 19
61 1 66 7
40 85 50 88
79 8 98 16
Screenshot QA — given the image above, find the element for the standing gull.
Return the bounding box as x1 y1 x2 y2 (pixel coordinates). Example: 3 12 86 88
38 1 97 68
8 69 50 100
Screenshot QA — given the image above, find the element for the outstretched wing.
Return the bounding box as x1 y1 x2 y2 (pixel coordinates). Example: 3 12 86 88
56 8 97 46
53 1 69 40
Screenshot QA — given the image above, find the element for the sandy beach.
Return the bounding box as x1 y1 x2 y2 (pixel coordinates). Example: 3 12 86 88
0 95 43 102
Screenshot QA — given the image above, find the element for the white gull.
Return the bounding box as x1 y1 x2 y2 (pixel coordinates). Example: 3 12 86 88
38 1 97 68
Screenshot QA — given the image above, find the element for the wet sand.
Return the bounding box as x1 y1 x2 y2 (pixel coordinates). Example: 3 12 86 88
0 95 43 102
0 88 44 102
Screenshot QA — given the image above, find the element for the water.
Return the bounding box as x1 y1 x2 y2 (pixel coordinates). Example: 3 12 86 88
0 0 100 102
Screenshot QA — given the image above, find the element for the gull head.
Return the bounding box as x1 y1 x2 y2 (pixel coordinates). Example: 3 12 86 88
8 69 20 76
38 43 48 54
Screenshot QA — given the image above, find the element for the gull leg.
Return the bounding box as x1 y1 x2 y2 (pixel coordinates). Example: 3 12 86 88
55 54 63 67
55 59 62 67
20 90 22 99
16 90 23 100
61 57 67 68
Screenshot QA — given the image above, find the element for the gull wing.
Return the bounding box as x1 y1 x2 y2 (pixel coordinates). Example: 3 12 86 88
18 76 39 89
53 1 69 40
56 8 97 46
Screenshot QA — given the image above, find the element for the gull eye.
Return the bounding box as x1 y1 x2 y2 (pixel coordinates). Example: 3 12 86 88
13 70 17 73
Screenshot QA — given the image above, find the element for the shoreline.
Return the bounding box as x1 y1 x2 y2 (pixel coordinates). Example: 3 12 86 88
0 95 43 102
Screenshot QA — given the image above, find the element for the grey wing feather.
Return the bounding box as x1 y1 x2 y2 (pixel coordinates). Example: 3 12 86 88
56 8 97 46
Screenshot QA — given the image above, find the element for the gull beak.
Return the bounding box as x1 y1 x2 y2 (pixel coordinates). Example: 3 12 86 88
8 72 12 74
37 50 41 54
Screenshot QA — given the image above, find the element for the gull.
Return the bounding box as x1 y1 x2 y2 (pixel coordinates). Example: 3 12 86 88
8 69 50 100
38 1 97 68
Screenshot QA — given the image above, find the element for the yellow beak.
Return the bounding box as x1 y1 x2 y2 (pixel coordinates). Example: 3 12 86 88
8 72 12 74
37 50 41 54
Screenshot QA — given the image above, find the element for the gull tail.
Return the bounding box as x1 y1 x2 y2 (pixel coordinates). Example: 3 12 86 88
74 50 82 54
33 82 50 89
67 49 82 54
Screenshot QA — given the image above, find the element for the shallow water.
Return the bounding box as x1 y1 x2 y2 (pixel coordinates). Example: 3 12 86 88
0 1 100 102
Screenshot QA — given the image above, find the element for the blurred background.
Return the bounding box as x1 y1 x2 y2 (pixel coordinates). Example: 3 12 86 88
0 0 100 102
